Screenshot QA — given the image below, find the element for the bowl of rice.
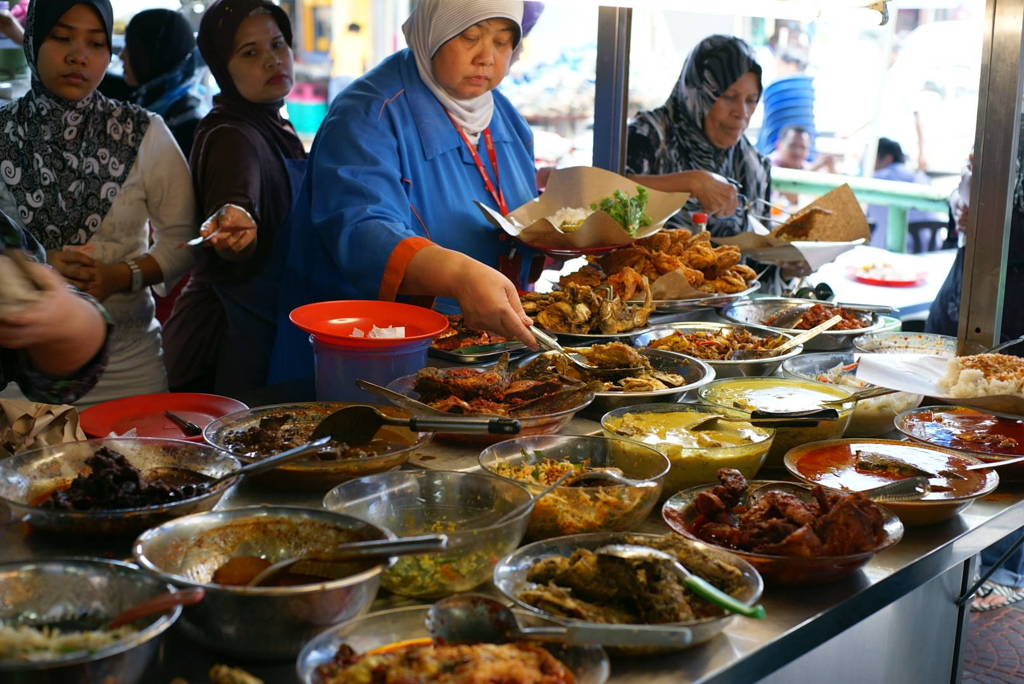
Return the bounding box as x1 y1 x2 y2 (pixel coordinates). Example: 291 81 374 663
0 558 179 682
781 352 924 437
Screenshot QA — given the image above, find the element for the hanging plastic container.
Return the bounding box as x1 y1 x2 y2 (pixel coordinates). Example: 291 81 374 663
289 300 449 403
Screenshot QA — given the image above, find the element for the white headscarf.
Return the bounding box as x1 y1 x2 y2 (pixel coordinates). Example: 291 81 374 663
403 0 523 143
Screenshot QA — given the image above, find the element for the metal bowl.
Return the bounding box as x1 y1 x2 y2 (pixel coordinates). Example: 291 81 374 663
852 331 957 356
323 470 532 599
634 321 802 378
720 298 885 350
0 558 179 683
492 531 763 655
203 402 430 491
662 482 903 585
385 373 594 445
565 347 715 415
781 352 924 437
132 506 391 660
295 604 609 684
785 438 1000 527
478 434 670 539
0 438 239 537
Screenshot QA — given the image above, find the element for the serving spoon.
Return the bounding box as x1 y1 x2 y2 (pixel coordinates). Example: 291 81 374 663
143 435 333 487
107 587 206 629
729 315 842 360
595 544 766 618
245 534 449 587
311 405 521 444
748 477 930 505
531 327 644 379
427 593 696 648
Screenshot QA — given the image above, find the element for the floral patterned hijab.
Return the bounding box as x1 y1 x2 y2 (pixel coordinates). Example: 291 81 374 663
0 0 150 249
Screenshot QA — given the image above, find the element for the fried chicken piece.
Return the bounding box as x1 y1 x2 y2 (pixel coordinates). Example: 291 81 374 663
714 245 742 270
597 246 653 275
607 265 646 301
559 265 606 289
650 251 689 275
731 263 758 281
752 523 825 557
519 583 635 623
597 277 653 334
815 490 885 555
682 241 718 270
636 231 675 252
578 341 647 369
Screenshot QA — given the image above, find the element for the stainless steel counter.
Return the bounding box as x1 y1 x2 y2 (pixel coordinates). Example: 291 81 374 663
2 418 1021 683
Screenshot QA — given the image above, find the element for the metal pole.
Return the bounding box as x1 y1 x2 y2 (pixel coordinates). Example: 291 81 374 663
592 6 632 173
959 0 1024 352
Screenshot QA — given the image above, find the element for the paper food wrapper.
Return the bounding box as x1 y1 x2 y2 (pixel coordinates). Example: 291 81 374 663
478 166 689 251
856 354 1024 417
715 184 870 269
714 232 865 271
0 398 85 460
649 269 712 300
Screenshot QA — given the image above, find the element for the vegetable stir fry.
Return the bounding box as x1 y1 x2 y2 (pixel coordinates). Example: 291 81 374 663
592 187 652 236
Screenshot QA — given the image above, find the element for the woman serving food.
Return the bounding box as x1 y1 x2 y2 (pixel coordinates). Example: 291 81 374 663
272 0 541 381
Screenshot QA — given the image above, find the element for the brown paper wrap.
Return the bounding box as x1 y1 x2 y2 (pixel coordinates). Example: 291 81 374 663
0 399 86 460
478 166 689 251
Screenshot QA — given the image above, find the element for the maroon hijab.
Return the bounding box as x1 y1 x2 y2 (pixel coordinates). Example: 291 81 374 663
191 0 305 279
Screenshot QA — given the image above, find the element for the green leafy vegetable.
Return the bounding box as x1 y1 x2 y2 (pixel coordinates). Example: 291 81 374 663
591 186 652 236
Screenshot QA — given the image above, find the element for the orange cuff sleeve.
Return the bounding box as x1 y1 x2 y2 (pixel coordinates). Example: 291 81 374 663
378 236 435 302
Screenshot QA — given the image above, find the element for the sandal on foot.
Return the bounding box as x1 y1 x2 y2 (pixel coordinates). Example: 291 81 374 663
971 581 1024 612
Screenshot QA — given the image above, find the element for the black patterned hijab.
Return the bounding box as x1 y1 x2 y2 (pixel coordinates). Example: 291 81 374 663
626 35 769 236
0 0 150 249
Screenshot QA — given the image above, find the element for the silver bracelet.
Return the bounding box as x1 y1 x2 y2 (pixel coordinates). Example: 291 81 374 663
125 258 143 292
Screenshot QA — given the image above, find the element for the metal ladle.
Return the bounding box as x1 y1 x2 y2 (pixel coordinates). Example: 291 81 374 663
143 436 333 487
310 405 520 444
427 593 695 648
749 476 930 505
531 327 643 378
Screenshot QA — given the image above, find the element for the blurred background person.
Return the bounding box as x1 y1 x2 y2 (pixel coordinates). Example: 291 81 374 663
122 9 205 157
625 34 766 234
867 137 941 249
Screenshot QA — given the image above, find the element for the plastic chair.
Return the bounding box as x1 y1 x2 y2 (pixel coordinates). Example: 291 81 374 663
907 220 948 253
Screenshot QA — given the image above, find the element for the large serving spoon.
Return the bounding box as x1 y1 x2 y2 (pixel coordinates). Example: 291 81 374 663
984 334 1024 354
107 587 206 629
143 435 333 487
595 544 766 618
245 534 449 587
749 476 930 505
311 405 520 444
531 327 644 379
564 469 659 488
427 593 695 648
356 379 451 416
964 454 1024 471
729 315 843 360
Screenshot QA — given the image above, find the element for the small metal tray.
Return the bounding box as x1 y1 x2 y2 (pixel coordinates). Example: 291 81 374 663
428 341 528 364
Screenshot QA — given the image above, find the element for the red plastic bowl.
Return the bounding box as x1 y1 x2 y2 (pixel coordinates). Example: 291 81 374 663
79 393 248 443
289 300 449 349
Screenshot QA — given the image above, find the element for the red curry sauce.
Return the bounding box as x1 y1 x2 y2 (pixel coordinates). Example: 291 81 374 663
792 441 990 500
899 407 1024 457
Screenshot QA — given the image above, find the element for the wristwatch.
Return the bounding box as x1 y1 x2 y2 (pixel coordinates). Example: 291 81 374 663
125 258 143 292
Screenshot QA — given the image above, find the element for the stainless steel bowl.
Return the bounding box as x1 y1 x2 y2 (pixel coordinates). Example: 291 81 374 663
852 331 957 356
323 470 533 599
203 401 430 491
0 558 179 683
133 506 391 660
551 347 715 415
720 298 885 351
296 605 610 684
493 530 763 655
634 321 802 378
0 438 239 537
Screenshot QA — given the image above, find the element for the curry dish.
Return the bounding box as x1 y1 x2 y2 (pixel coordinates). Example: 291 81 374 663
519 533 745 624
899 407 1024 457
315 641 576 683
680 469 887 557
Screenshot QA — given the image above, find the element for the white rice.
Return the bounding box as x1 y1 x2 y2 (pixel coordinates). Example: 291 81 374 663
0 624 137 662
939 353 1024 398
546 207 593 231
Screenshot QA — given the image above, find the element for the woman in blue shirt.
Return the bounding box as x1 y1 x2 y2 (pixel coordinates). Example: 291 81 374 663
273 0 538 380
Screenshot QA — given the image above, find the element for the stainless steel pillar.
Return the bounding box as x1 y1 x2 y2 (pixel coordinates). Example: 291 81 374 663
960 0 1024 350
592 6 632 173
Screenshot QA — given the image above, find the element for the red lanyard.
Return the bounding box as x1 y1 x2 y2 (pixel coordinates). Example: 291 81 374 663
448 112 508 215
